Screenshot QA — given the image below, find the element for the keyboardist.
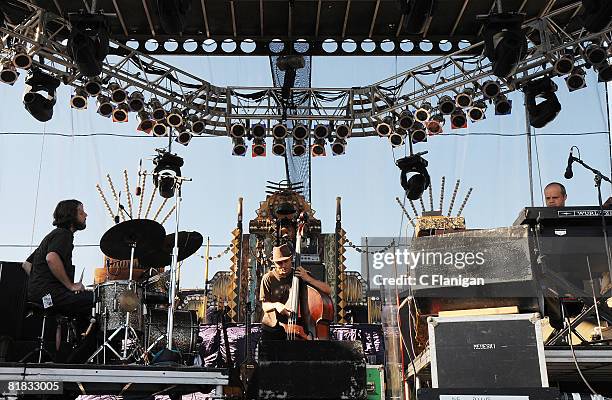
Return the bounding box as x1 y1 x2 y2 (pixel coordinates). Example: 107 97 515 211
544 182 567 207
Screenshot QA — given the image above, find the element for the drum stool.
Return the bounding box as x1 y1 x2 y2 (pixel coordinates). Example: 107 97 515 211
20 302 72 363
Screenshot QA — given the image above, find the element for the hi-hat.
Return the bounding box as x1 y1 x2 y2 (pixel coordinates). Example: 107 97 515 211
100 219 166 261
140 231 203 267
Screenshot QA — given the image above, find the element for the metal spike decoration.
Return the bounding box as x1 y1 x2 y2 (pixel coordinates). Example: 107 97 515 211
395 197 416 227
409 199 419 217
106 174 125 222
428 184 434 211
96 183 114 220
137 170 146 219
160 204 177 225
439 176 445 212
447 179 460 217
153 198 168 221
419 196 426 214
123 169 133 217
456 187 473 216
144 181 156 219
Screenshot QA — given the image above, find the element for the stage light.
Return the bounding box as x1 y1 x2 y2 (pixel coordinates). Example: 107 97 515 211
376 116 394 137
397 153 430 200
450 109 468 129
581 0 612 33
137 110 154 133
252 138 266 157
389 129 406 147
22 69 60 122
292 124 308 140
494 94 512 115
128 91 145 112
232 137 247 156
252 123 266 139
566 67 587 91
331 139 347 155
584 44 607 66
335 123 351 139
438 95 456 115
311 138 326 156
108 83 127 103
398 110 415 130
84 78 102 96
482 80 501 98
153 150 183 199
12 44 31 69
153 121 168 136
415 102 432 122
481 12 527 78
166 107 183 127
313 124 330 139
455 88 475 108
596 62 612 82
189 115 205 134
68 13 109 77
272 138 286 156
410 122 427 143
230 122 246 138
272 123 288 139
524 76 561 128
292 140 307 156
426 114 445 135
0 61 19 85
96 95 114 117
468 100 487 121
150 98 166 120
553 54 574 75
112 102 129 122
70 88 88 109
176 127 192 146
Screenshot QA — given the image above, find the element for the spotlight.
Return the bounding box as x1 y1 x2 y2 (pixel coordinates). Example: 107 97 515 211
438 95 456 115
189 115 205 134
415 102 432 122
584 44 607 66
455 88 475 108
313 124 330 139
331 139 347 155
292 140 307 156
12 45 31 69
112 102 129 122
272 138 286 156
137 110 154 133
494 94 512 115
396 152 430 200
450 109 468 129
128 91 145 112
272 123 288 139
70 88 88 109
426 114 445 135
150 99 166 120
565 67 587 91
482 80 501 98
292 124 308 140
524 76 561 128
252 138 266 157
389 129 407 147
252 123 267 139
335 123 351 139
230 122 246 138
176 127 192 146
68 13 110 77
0 61 19 85
554 54 574 75
152 121 168 136
96 95 114 117
152 150 183 199
232 137 247 156
398 110 415 130
311 138 326 156
596 62 612 82
468 100 487 121
376 116 394 137
481 12 527 78
166 107 183 127
410 122 427 143
581 0 612 33
108 83 127 103
84 78 102 96
23 69 60 122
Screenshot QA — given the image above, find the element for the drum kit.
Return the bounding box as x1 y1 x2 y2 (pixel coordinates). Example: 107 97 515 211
86 218 203 364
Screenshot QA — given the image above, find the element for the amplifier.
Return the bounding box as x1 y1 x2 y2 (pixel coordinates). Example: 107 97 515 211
417 388 560 400
428 313 548 389
0 262 27 339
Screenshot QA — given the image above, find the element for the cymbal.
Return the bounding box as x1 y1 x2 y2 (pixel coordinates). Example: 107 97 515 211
140 231 203 267
100 219 166 261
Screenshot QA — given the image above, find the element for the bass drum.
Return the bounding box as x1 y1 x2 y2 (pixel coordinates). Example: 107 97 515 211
146 309 199 356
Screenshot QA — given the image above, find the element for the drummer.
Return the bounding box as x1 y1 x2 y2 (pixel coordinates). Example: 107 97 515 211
24 200 96 362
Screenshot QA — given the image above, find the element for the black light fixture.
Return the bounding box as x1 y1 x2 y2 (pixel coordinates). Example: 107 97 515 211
153 150 183 199
230 122 246 138
311 138 326 156
410 122 427 143
232 137 247 156
482 80 501 98
389 128 406 147
12 44 32 69
292 140 307 156
272 123 288 139
524 76 561 128
152 121 168 137
137 110 154 133
189 115 205 134
481 12 527 78
313 124 330 139
70 88 88 109
23 69 60 122
415 101 432 122
554 54 574 75
252 138 266 157
96 95 114 117
335 123 351 139
596 62 612 82
150 98 166 120
108 83 126 103
176 126 192 146
166 107 183 127
450 109 468 129
292 124 308 140
276 55 305 100
0 61 19 85
426 113 445 135
584 43 607 66
376 116 394 137
128 92 145 112
437 95 456 115
272 138 286 156
68 13 109 77
396 152 430 200
252 123 267 139
494 94 512 115
566 67 587 91
398 110 415 130
84 78 102 96
331 139 347 155
455 88 475 108
112 102 129 122
581 0 612 33
468 100 487 121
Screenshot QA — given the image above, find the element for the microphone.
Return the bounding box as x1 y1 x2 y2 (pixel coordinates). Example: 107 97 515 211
564 149 574 179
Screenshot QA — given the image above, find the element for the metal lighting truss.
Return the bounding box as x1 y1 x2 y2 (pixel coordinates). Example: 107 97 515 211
0 0 611 138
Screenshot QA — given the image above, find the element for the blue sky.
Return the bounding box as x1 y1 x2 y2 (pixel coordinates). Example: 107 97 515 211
0 55 610 289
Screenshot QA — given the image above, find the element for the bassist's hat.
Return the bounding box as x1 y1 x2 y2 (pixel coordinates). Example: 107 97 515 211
270 243 293 262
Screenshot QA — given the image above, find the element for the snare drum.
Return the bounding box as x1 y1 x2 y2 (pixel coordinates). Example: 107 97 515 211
95 280 144 331
145 309 199 355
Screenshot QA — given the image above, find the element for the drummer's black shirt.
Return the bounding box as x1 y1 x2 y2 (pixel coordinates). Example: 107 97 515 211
27 227 75 301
